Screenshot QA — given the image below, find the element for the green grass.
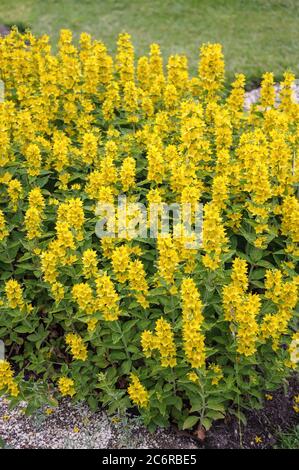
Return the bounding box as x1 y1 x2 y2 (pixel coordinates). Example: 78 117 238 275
275 425 299 449
0 0 298 84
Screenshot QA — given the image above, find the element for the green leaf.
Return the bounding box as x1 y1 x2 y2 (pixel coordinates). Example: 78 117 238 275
201 417 212 430
250 268 265 280
248 245 264 262
206 410 225 420
230 409 247 425
207 400 225 413
190 400 203 413
87 396 98 411
182 415 200 430
109 351 127 361
120 359 132 374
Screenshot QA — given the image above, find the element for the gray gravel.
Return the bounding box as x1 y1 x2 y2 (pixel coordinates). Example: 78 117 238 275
0 397 198 449
244 82 299 110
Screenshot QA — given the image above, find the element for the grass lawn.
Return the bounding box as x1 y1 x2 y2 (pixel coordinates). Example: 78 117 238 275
0 0 298 84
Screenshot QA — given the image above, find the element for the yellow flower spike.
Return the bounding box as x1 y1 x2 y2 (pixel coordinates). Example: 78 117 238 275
198 43 225 100
24 206 43 240
0 360 19 397
128 259 149 308
260 72 276 108
7 179 22 211
127 374 149 408
82 249 98 279
181 278 205 368
5 279 24 310
95 273 121 321
72 283 95 313
24 143 42 176
0 210 8 240
120 157 136 192
65 334 88 361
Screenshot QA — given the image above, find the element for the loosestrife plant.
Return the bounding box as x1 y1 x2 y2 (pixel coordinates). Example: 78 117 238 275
0 29 298 431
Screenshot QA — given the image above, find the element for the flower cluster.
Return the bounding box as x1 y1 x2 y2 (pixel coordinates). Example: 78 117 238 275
223 258 260 356
0 360 19 396
181 278 205 368
127 374 149 408
141 317 176 367
65 333 88 361
58 377 76 397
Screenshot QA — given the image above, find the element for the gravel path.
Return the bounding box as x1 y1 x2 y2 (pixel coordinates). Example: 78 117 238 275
0 397 198 449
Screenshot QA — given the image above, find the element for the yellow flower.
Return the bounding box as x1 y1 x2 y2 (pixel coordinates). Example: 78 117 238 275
7 179 22 211
87 317 98 333
95 273 121 321
28 187 45 210
0 210 8 240
141 330 156 358
81 132 98 165
231 258 248 292
82 249 98 279
141 318 176 367
0 360 19 397
5 279 24 310
209 364 224 385
116 33 135 85
128 260 149 308
24 143 42 176
181 278 205 368
157 235 179 286
51 282 65 302
281 196 299 243
72 283 95 313
24 206 43 239
260 72 275 108
226 73 245 126
58 377 75 397
65 333 88 361
202 202 228 271
187 372 199 383
120 157 136 192
127 374 149 408
223 260 260 355
111 245 131 283
198 43 224 99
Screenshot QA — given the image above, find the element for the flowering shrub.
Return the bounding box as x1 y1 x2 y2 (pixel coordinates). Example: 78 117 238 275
0 29 298 431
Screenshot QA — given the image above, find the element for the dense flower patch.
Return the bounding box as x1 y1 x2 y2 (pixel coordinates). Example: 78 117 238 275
0 29 298 431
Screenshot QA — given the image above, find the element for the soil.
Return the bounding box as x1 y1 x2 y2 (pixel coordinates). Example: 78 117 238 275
201 374 299 449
